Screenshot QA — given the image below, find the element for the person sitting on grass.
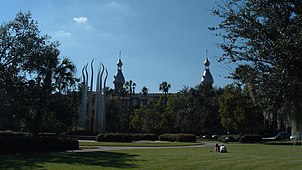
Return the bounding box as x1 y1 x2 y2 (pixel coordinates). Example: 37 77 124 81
220 144 227 153
213 143 220 152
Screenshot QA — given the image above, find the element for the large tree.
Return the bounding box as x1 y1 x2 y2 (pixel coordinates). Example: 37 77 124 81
212 0 302 134
0 11 78 133
0 11 46 131
30 45 77 133
173 85 222 134
218 84 263 134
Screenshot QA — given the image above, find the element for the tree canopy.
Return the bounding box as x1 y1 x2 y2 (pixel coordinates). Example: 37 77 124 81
212 0 302 133
0 11 78 133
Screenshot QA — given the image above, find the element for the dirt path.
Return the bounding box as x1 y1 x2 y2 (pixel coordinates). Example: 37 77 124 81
67 142 215 153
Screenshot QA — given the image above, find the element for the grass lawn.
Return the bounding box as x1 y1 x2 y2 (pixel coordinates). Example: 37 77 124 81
79 141 203 147
1 143 302 169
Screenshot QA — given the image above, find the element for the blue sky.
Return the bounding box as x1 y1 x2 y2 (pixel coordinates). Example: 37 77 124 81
0 0 233 92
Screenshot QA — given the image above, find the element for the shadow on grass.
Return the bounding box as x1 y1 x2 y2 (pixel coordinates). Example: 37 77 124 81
264 141 302 146
0 151 139 169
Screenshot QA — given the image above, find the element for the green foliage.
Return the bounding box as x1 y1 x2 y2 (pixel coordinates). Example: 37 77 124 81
159 81 171 109
130 84 223 135
0 11 79 133
0 136 78 152
159 81 171 94
173 85 222 134
212 0 302 132
0 131 30 137
218 84 247 132
106 96 121 132
159 133 196 142
134 134 158 141
218 84 263 134
95 133 157 142
96 133 137 142
130 100 165 134
141 86 149 105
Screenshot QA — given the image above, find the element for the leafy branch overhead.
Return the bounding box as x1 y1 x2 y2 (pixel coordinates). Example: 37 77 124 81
0 11 79 133
212 0 302 132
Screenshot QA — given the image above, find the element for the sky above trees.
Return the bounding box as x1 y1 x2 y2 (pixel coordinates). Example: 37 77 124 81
0 0 233 92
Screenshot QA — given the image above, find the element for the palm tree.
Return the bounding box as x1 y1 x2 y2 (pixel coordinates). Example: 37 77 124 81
32 45 77 134
55 57 77 94
125 80 136 112
35 46 77 94
159 81 171 109
141 86 149 106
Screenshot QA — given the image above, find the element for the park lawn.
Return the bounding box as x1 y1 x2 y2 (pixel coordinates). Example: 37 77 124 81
1 144 302 169
79 141 203 147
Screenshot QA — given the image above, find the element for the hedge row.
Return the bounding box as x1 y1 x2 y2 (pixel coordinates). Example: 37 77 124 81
96 133 157 142
159 134 196 142
135 133 158 141
0 136 79 152
0 131 29 137
96 133 197 142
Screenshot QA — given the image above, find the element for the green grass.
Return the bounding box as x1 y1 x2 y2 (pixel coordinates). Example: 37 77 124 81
1 144 302 169
79 141 203 147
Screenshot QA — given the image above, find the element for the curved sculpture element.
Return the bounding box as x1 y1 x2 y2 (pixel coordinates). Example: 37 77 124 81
87 59 94 132
94 63 105 134
98 64 105 133
78 60 109 134
83 64 89 128
84 63 89 130
93 64 101 134
78 66 87 128
102 68 108 133
90 59 94 93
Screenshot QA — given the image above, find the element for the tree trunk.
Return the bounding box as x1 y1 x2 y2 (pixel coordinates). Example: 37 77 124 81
290 99 302 137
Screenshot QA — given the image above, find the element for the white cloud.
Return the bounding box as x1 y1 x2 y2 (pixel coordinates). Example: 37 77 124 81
73 16 88 23
107 1 121 8
59 30 71 36
54 30 71 38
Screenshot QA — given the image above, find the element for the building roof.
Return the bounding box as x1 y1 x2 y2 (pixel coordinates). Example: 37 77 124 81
114 70 125 85
204 57 210 66
201 57 214 85
117 58 123 67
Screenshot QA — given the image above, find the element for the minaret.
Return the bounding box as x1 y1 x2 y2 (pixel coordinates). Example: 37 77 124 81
113 51 125 93
201 51 214 86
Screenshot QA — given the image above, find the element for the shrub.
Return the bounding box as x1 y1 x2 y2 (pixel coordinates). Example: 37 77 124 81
96 133 158 142
159 134 196 142
96 133 133 142
240 134 262 143
68 130 95 136
0 136 78 152
0 130 29 137
134 134 158 141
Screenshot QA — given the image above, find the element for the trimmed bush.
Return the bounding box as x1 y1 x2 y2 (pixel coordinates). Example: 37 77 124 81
0 131 29 137
68 130 95 136
159 134 196 142
240 134 262 143
96 133 134 142
134 134 158 141
0 136 79 152
96 133 158 142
